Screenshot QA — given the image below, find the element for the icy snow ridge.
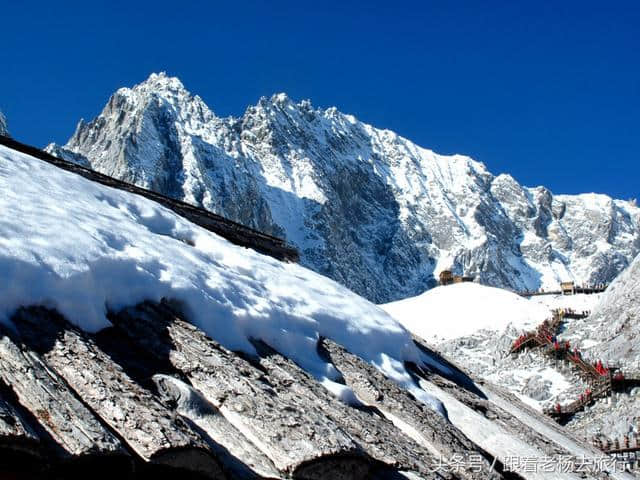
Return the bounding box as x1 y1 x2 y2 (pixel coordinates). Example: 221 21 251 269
47 73 640 303
0 144 444 413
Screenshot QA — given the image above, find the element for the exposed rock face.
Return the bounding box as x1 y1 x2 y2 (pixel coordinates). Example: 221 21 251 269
578 253 640 365
0 111 8 137
47 73 640 303
553 256 640 443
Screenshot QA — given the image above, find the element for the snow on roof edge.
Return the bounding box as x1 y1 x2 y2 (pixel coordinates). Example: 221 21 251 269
0 143 448 415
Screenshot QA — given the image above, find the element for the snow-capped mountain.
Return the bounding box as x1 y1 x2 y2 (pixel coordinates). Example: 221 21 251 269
47 73 640 303
0 111 8 137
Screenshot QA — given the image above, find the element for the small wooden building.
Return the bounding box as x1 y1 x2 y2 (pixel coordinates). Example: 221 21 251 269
439 270 454 286
561 281 576 295
439 270 473 286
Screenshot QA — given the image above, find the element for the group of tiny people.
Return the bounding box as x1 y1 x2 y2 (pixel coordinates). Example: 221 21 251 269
550 362 626 414
556 307 591 318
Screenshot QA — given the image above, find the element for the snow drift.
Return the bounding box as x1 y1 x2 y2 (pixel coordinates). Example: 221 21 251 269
0 144 444 412
381 282 550 343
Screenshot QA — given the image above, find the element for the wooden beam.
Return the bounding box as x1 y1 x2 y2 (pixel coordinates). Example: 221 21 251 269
0 381 45 468
10 307 225 479
152 374 284 479
248 338 458 479
110 302 369 478
0 330 127 462
320 338 500 480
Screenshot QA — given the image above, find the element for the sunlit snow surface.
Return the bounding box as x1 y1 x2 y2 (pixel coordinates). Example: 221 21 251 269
381 282 550 343
0 144 444 413
382 283 604 411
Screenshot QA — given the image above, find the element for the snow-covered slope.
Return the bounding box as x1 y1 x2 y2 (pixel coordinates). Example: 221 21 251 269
570 253 640 365
47 73 640 303
533 261 640 443
384 282 640 447
381 282 549 343
0 142 443 412
382 286 603 411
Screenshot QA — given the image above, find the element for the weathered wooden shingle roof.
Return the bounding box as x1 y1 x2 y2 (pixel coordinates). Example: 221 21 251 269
1 300 623 480
1 302 488 479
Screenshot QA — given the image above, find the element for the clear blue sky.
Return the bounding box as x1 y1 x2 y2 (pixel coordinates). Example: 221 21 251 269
2 1 638 199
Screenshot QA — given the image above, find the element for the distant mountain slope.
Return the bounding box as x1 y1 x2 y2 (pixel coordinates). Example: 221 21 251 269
567 252 640 364
47 73 640 303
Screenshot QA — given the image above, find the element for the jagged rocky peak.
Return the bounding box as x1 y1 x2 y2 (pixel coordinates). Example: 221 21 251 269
0 110 8 137
46 73 640 303
108 71 202 115
49 73 221 194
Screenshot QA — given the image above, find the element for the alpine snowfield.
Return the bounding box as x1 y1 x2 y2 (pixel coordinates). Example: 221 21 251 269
381 282 550 343
0 143 443 412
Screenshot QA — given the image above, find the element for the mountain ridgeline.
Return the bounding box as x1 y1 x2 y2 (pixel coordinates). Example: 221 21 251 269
47 73 640 303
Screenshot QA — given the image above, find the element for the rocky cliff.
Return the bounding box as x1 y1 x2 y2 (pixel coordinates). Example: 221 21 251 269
47 73 640 303
0 111 8 137
573 253 640 365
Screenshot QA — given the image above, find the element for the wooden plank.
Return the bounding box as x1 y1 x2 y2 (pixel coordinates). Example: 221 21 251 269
10 307 225 479
110 302 370 478
0 330 126 461
247 339 459 479
0 381 45 467
426 374 577 458
0 394 38 446
152 374 284 479
319 338 500 480
0 135 299 262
